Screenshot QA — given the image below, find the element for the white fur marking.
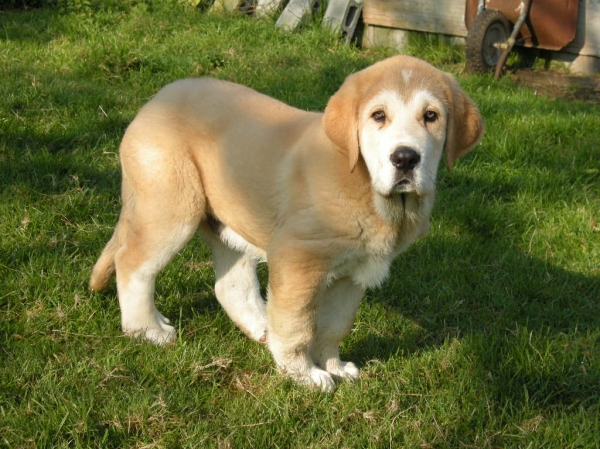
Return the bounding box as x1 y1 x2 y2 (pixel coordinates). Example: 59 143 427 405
118 265 176 344
328 249 395 289
219 226 266 262
360 89 447 198
212 243 267 342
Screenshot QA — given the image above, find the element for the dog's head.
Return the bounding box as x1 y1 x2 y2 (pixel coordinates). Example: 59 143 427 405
323 55 484 198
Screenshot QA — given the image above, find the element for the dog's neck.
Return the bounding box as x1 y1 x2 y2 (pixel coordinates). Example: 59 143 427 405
372 190 434 245
373 191 427 223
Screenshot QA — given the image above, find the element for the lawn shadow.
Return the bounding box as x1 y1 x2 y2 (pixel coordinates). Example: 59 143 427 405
0 7 68 45
1 66 132 199
347 160 599 410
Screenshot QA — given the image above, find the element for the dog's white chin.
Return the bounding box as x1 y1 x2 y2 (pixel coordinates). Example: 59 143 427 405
393 182 415 194
395 179 437 198
375 182 421 198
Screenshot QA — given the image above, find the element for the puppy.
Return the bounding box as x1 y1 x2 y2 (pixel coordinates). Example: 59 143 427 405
90 55 484 392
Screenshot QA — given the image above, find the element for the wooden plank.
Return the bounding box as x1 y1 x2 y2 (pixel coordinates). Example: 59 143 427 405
363 25 411 50
362 0 468 37
363 24 465 50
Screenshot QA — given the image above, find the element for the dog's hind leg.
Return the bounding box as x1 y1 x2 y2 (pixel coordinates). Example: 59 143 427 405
198 225 267 343
110 146 204 344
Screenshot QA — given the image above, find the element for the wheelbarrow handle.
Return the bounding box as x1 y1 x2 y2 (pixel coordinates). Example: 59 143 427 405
494 0 531 80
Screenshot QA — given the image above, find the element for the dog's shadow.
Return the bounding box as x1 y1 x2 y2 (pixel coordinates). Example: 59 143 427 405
343 166 599 408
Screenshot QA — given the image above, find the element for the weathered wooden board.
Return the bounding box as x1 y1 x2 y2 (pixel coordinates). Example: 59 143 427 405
362 0 468 37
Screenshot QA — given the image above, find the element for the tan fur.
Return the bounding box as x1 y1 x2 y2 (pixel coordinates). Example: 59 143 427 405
90 55 484 391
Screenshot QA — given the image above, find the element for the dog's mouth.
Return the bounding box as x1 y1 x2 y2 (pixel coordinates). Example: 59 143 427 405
393 176 414 192
374 174 420 199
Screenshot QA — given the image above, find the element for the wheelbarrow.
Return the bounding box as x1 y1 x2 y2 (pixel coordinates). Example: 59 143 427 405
464 0 579 79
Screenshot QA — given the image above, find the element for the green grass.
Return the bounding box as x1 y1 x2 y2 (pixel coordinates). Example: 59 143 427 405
1 2 599 448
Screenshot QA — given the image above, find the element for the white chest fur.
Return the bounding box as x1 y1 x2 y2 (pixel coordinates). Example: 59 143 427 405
327 194 432 290
327 250 397 289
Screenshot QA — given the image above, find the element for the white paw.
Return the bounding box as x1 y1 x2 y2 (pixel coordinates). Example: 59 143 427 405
238 325 267 343
157 314 171 325
322 360 360 381
258 330 267 344
277 361 337 392
123 312 176 345
339 361 360 380
247 325 267 343
144 324 176 344
234 316 267 343
124 323 176 344
309 367 337 393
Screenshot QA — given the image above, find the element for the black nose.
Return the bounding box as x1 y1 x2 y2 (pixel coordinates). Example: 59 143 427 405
390 146 421 171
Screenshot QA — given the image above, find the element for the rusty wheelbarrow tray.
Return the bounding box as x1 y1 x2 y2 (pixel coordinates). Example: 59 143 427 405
464 0 579 78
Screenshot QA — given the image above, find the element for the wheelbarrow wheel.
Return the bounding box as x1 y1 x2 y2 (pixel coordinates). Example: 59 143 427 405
466 9 511 73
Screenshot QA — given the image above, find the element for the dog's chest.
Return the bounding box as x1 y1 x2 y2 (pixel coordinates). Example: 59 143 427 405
328 250 397 289
327 227 405 289
326 212 428 290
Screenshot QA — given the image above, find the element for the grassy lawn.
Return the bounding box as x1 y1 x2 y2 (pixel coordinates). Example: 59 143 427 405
1 2 599 447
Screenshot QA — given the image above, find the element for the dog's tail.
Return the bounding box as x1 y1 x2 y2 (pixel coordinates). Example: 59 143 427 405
89 225 122 291
90 172 138 292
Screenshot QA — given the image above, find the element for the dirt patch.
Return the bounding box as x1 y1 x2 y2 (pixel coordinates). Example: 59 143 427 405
510 70 600 104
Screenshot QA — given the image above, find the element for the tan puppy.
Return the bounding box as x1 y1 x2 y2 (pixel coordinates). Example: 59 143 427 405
90 55 484 392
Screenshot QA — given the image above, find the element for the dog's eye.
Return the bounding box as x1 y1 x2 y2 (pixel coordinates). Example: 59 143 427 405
371 110 386 123
424 110 438 123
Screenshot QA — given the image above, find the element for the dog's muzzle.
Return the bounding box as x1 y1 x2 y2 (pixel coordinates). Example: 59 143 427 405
390 146 420 191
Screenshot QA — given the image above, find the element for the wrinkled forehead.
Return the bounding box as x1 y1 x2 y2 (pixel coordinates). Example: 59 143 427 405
359 67 450 113
360 87 448 120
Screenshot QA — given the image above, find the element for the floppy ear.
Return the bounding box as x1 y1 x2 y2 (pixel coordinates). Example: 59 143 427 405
444 74 485 171
322 73 361 172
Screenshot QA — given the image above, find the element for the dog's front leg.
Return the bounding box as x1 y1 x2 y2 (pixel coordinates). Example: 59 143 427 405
266 248 336 392
309 278 364 382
